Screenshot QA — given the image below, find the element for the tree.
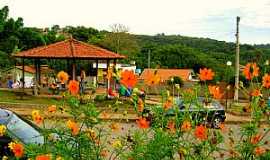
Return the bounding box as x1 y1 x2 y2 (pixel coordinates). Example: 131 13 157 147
99 24 140 61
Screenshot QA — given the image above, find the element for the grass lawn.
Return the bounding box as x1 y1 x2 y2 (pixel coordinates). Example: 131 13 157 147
0 90 60 106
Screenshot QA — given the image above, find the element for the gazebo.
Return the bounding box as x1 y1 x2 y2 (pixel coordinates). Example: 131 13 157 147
14 38 126 93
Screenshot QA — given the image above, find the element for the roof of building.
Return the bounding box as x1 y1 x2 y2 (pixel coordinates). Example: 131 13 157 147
139 69 193 82
14 38 126 59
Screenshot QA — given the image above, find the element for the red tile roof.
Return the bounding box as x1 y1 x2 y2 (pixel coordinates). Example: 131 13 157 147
140 69 193 82
14 38 126 59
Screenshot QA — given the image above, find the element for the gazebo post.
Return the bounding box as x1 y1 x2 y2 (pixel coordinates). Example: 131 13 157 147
106 59 110 93
22 58 25 95
96 59 98 87
37 59 41 85
34 59 38 83
72 60 76 80
113 59 117 90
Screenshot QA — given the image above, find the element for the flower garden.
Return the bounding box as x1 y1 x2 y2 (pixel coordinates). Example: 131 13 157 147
0 63 270 160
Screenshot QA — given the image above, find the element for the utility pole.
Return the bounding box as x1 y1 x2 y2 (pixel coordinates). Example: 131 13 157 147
234 16 240 102
148 50 151 68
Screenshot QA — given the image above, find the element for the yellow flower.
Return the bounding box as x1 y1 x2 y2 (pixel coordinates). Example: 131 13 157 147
56 156 63 160
0 125 6 136
8 142 15 150
2 156 8 160
112 140 122 148
32 110 39 117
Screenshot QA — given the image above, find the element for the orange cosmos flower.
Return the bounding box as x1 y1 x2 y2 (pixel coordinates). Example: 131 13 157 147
251 89 261 97
145 71 160 86
137 98 144 112
9 142 24 158
120 70 137 88
163 97 173 110
32 110 43 125
167 120 176 133
243 63 259 80
57 71 69 84
109 122 120 132
107 68 113 80
194 125 208 140
100 149 108 158
68 80 79 95
181 120 192 132
36 155 51 160
100 111 110 119
254 147 266 156
262 74 270 88
208 85 223 99
136 117 150 129
219 123 226 132
66 120 79 136
199 68 215 81
251 134 262 144
48 105 57 113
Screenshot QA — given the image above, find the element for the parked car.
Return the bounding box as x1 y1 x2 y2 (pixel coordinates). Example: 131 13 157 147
0 108 44 157
143 97 226 129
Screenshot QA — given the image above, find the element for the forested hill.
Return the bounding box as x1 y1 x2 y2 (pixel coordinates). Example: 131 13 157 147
1 5 270 82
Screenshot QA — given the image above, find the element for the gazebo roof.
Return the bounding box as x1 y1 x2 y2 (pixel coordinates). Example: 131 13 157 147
14 38 126 59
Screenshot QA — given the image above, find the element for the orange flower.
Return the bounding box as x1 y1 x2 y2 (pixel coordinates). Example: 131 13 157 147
100 149 108 157
199 68 215 81
100 111 110 119
9 143 24 158
167 120 176 133
66 120 79 136
181 120 192 132
137 98 144 112
120 70 137 88
251 134 261 144
251 89 261 97
36 155 51 160
254 147 266 156
136 117 150 129
107 68 113 80
145 71 160 86
57 71 69 84
68 80 79 95
262 74 270 88
219 123 226 132
48 105 57 113
208 85 223 99
109 122 120 132
163 97 173 110
32 110 43 125
194 125 208 140
243 63 259 80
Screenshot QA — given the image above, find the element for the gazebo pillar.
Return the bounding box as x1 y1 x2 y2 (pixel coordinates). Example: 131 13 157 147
96 59 98 87
113 59 117 90
106 59 110 92
72 60 76 80
22 58 25 94
35 59 41 85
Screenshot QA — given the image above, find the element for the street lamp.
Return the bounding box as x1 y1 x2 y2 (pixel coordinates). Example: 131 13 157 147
225 61 232 109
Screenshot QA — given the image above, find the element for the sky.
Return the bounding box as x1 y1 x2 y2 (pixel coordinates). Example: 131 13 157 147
1 0 270 44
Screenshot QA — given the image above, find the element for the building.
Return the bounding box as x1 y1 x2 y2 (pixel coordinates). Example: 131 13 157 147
3 65 54 88
139 69 198 87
